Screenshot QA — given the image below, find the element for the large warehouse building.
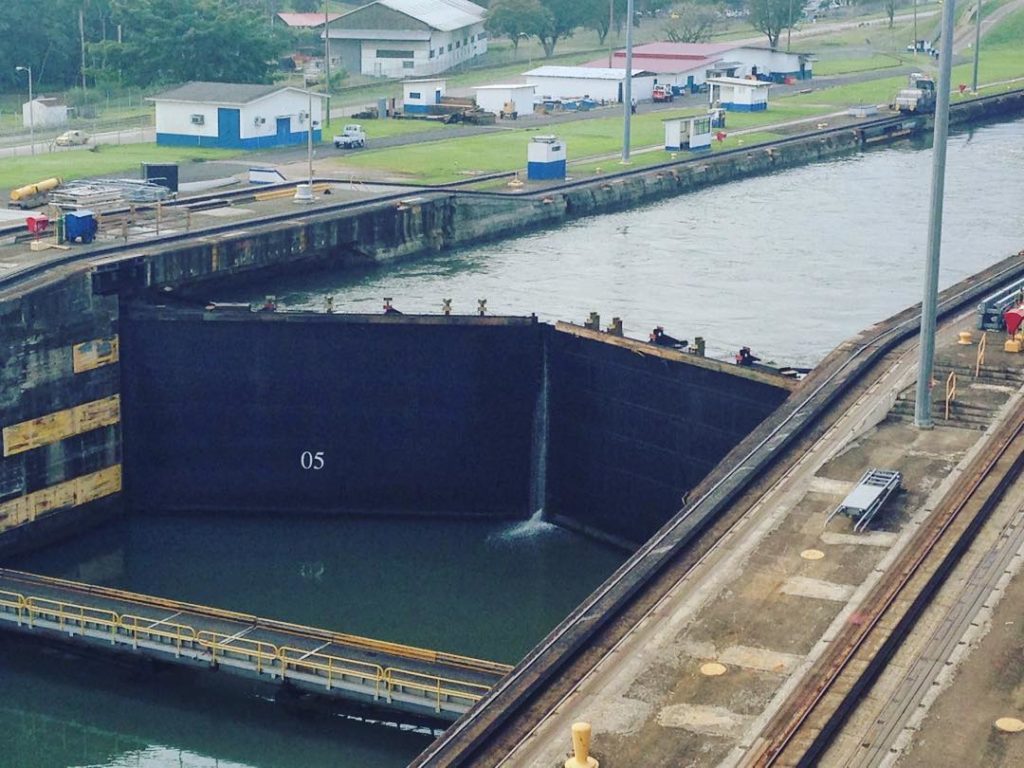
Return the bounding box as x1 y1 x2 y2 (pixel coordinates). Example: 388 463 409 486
325 0 487 78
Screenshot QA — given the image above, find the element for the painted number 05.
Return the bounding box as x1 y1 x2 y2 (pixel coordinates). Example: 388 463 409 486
300 451 325 470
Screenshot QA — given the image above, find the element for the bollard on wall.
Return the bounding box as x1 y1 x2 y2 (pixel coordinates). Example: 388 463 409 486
607 317 623 337
564 722 599 768
584 312 600 331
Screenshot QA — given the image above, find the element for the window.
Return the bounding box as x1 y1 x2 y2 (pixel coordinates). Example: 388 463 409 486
409 91 421 100
403 61 414 69
477 32 487 41
463 38 468 45
190 114 204 125
455 41 461 49
377 49 414 59
447 43 452 52
429 49 435 59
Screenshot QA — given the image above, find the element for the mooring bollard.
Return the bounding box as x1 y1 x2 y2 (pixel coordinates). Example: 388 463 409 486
564 721 599 768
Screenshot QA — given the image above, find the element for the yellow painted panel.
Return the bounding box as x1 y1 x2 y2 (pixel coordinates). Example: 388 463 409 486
0 464 122 533
30 481 77 519
0 497 28 530
72 336 120 374
3 396 121 457
74 395 121 433
76 464 122 504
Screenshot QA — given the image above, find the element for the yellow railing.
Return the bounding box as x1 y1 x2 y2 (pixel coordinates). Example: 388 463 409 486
976 331 988 378
0 588 498 710
945 371 957 420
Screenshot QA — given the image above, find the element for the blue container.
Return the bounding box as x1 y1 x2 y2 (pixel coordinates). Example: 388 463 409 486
65 210 97 244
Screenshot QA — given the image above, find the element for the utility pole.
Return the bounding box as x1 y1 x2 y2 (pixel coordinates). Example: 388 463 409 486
324 2 331 127
16 66 33 156
913 0 918 54
621 0 634 163
80 6 88 94
608 0 615 67
972 0 982 92
787 0 794 52
913 0 958 428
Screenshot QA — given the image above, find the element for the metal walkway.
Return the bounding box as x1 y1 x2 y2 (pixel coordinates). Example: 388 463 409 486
826 468 902 532
0 568 511 722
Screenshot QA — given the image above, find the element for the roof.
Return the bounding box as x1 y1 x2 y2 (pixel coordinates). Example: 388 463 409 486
473 84 536 91
524 66 655 80
344 0 485 32
148 82 326 106
707 76 772 88
326 28 431 41
616 42 735 59
276 12 343 27
583 54 722 75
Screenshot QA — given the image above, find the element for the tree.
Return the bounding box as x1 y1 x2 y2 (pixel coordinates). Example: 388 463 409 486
582 0 624 45
486 0 549 53
748 0 794 48
90 0 288 86
536 0 587 57
885 0 896 28
663 4 720 43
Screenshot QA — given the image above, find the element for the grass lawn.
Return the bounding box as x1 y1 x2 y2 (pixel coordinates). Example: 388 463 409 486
0 145 236 191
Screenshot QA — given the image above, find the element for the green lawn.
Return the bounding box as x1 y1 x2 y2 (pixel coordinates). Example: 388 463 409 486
0 145 236 191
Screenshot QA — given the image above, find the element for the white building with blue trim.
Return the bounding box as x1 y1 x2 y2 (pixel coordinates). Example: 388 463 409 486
149 82 325 150
707 77 771 112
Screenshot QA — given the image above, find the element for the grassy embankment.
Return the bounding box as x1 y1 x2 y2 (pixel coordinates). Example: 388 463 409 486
1 8 1021 190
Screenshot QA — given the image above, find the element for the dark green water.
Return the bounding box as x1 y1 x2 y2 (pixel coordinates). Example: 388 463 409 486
4 514 625 767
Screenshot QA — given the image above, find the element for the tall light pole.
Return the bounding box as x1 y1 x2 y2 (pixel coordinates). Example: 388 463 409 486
15 66 34 156
294 76 316 203
913 0 918 54
972 0 983 92
621 0 634 163
913 0 958 428
324 2 331 128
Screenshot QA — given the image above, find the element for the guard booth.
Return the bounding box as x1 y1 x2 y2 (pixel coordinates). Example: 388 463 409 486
664 114 712 152
527 135 566 180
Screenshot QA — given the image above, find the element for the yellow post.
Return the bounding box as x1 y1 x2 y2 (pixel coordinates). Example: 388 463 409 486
565 721 599 768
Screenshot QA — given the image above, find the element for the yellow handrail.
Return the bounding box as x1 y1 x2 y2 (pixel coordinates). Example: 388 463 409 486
196 630 279 674
975 331 987 378
945 371 957 420
279 645 385 695
120 613 198 651
25 596 118 635
0 584 498 710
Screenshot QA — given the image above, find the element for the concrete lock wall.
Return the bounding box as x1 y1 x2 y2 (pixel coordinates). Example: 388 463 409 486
0 272 122 556
120 306 545 517
546 326 791 544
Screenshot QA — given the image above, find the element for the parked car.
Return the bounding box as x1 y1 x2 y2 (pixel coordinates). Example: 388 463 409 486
333 124 366 149
652 85 674 103
55 130 90 147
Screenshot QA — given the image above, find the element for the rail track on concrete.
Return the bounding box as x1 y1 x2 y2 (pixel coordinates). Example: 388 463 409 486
412 250 1024 765
741 394 1024 767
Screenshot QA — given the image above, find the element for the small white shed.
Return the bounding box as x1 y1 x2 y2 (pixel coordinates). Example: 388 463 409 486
149 82 325 149
403 78 446 114
664 114 712 152
523 66 655 103
707 77 770 112
472 84 536 117
23 97 69 128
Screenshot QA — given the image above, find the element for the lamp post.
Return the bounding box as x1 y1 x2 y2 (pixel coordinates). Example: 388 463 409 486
787 0 794 52
294 76 316 203
972 0 982 92
15 66 33 156
324 1 331 128
621 0 634 164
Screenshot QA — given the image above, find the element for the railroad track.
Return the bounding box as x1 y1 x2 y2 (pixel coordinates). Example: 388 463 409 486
412 250 1024 766
742 392 1024 767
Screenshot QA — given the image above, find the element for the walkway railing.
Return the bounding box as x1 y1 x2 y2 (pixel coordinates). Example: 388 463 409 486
0 585 499 716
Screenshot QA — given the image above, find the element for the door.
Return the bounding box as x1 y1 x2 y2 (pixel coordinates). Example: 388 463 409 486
434 88 442 104
276 117 290 143
217 108 241 148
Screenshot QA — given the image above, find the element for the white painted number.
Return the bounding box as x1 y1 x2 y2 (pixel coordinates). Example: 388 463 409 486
300 451 325 470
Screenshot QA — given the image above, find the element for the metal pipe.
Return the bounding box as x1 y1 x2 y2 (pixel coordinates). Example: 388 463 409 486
622 0 634 163
972 0 982 92
914 0 959 428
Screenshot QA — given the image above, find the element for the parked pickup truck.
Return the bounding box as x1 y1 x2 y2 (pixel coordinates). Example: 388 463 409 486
333 124 366 149
652 85 674 103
